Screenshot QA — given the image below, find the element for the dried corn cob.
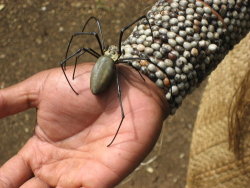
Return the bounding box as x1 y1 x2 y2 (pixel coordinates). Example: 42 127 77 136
122 0 250 114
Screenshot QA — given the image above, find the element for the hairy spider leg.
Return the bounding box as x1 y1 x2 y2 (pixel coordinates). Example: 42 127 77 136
72 48 100 80
70 16 106 75
81 16 105 50
64 32 104 70
118 56 174 102
107 67 125 147
72 51 86 80
120 16 181 106
106 56 170 146
118 15 153 56
64 17 104 70
117 58 146 81
118 56 168 81
118 57 166 74
106 15 154 146
60 47 99 95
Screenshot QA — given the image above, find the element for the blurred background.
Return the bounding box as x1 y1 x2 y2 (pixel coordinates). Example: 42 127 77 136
0 0 205 187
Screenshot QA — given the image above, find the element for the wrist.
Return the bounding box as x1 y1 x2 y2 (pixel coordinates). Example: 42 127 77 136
118 64 170 118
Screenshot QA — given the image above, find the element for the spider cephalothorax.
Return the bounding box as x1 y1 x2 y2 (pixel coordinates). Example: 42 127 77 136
104 45 119 61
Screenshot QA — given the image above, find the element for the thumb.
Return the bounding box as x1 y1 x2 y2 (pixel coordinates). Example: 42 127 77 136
0 71 45 118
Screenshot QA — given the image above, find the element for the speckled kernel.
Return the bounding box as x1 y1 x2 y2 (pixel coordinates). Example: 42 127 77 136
140 60 149 66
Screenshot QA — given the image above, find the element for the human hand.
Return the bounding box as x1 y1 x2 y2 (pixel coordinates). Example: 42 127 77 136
0 63 168 188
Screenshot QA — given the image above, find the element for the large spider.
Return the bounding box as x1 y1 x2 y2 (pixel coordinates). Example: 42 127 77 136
60 16 166 146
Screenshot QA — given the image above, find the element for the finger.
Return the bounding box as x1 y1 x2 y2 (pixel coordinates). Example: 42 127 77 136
0 154 33 187
0 72 44 118
20 177 50 188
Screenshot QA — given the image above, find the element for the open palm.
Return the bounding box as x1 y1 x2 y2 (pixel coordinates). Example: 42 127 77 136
0 63 168 188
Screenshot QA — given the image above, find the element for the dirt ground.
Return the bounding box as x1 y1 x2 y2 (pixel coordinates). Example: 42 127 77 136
0 1 206 187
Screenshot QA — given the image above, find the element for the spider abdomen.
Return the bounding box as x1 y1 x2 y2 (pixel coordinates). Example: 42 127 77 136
90 56 115 95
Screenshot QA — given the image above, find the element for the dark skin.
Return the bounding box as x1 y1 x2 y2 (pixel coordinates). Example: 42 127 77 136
0 63 169 188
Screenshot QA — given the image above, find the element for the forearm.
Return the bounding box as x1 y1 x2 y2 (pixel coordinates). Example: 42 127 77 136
122 0 250 114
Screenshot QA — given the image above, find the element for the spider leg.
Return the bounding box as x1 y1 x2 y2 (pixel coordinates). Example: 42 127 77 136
119 57 174 102
119 57 167 76
118 15 153 56
72 51 86 80
81 16 105 49
72 47 100 80
60 48 98 95
118 56 168 82
65 16 105 71
107 67 125 147
64 31 104 69
117 58 145 81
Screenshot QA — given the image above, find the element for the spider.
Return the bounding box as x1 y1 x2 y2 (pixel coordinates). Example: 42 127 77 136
60 16 167 147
